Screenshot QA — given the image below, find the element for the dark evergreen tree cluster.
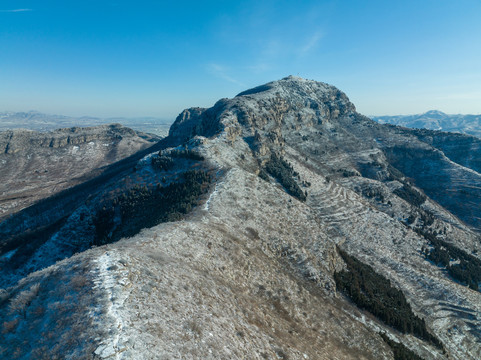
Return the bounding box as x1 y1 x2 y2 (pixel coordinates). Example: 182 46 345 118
393 184 426 207
93 170 211 245
419 210 434 226
262 153 306 202
336 168 359 177
386 164 405 182
151 149 205 171
151 155 174 171
418 230 481 291
151 149 204 172
334 248 442 349
405 209 434 226
258 168 270 182
380 333 425 360
362 188 385 202
169 149 205 160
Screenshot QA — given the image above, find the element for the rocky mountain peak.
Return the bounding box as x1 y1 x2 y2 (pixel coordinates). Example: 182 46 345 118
2 78 481 359
169 77 356 149
422 110 447 119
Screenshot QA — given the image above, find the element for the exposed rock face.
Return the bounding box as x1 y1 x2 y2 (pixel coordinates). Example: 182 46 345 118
0 124 142 153
169 107 207 143
0 124 159 218
1 77 481 359
170 77 354 147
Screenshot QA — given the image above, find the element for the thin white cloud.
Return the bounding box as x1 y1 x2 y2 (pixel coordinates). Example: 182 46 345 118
207 63 245 87
300 31 323 55
0 8 33 12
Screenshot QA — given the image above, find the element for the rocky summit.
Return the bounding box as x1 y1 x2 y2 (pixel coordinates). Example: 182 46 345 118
1 76 481 359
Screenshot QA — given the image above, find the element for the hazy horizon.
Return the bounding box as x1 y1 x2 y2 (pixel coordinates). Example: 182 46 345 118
1 1 481 118
2 107 481 123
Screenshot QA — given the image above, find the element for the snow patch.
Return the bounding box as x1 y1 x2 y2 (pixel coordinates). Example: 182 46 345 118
91 250 131 359
204 181 221 211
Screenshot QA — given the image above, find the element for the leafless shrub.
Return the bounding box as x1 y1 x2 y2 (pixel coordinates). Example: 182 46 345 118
48 300 72 323
148 251 168 263
275 348 289 359
245 227 260 240
2 318 19 334
12 346 23 358
70 275 89 290
9 283 41 319
32 305 46 317
188 319 202 337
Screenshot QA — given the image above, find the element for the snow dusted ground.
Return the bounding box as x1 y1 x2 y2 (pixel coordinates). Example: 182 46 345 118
281 144 481 359
91 250 130 359
2 77 481 359
74 168 394 359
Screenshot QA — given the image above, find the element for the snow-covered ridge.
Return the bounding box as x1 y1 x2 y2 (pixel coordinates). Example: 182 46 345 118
1 77 481 359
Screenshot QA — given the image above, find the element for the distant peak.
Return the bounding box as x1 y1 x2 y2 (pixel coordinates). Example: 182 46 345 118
423 110 446 116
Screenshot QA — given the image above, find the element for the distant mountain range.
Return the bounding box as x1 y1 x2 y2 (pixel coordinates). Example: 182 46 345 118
0 110 172 137
2 77 481 359
371 110 481 138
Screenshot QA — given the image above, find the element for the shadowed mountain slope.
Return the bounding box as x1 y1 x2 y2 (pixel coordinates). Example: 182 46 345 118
1 77 481 359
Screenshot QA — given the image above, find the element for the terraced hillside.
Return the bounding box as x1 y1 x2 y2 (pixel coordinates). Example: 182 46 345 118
1 77 481 359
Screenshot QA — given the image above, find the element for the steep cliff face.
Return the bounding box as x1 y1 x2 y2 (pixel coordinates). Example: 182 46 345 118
169 76 354 148
169 76 481 230
0 124 159 219
1 77 481 360
0 124 142 153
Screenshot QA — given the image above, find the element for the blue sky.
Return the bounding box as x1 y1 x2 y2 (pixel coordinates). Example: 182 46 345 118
1 0 480 119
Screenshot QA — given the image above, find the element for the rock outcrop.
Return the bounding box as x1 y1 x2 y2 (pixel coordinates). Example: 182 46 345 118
0 124 159 218
1 77 481 359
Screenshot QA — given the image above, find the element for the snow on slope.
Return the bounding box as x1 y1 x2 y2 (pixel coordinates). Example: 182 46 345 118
2 77 481 359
